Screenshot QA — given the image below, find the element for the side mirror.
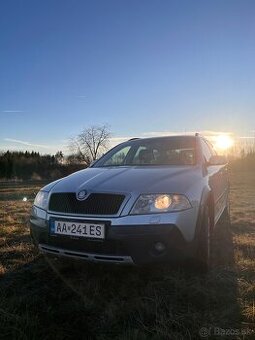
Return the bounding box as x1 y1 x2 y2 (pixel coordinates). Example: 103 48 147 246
208 155 227 166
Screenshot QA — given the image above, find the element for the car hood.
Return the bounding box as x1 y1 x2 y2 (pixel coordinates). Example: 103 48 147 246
49 166 202 196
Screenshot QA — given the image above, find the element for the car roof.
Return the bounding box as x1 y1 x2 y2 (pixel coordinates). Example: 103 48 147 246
127 135 198 143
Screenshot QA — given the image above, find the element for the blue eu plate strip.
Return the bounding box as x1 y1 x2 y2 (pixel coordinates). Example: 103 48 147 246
49 219 55 233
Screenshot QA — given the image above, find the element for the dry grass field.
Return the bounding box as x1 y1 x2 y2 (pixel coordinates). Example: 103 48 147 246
0 172 255 339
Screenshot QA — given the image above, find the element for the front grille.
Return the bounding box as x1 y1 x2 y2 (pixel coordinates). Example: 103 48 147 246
49 193 125 215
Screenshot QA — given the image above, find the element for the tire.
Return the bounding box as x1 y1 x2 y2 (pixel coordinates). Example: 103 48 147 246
195 205 212 272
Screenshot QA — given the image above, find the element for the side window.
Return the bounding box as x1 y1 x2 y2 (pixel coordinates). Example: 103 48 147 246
104 146 131 166
201 140 213 163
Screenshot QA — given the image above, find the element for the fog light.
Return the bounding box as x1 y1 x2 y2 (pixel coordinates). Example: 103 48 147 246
154 242 166 253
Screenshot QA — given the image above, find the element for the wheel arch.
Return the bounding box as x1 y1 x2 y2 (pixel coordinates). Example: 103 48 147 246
194 187 215 238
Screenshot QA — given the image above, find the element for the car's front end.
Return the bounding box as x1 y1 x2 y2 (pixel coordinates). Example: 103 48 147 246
30 136 204 265
30 189 200 265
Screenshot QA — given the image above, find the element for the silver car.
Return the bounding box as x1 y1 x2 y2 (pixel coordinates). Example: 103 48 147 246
30 135 229 269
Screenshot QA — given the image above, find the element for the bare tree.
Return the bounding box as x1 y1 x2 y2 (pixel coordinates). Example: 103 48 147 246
69 125 111 165
55 151 64 164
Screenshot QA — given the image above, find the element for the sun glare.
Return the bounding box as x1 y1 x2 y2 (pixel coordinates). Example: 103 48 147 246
215 135 234 150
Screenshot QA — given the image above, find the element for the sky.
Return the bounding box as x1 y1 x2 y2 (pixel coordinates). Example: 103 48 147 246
0 0 255 154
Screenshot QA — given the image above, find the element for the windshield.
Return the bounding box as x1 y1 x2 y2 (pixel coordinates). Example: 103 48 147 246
94 137 197 167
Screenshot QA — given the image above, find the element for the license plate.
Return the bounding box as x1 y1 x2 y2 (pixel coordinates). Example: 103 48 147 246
51 220 105 239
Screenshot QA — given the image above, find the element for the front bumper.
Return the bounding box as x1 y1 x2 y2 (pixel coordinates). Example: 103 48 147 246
30 208 197 265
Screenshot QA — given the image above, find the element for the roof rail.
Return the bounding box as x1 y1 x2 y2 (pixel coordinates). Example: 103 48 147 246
128 138 140 141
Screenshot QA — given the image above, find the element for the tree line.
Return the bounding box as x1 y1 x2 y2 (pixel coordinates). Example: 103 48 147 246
0 150 85 181
0 125 111 181
230 149 255 171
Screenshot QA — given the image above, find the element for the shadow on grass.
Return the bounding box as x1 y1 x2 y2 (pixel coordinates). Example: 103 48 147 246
0 233 30 244
0 220 242 340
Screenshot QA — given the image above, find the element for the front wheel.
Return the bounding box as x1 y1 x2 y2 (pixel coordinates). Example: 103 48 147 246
195 205 212 272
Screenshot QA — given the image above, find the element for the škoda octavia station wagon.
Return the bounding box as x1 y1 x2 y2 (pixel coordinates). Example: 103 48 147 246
30 135 229 270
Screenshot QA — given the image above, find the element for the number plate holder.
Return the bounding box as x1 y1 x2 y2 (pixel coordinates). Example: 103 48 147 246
49 218 105 240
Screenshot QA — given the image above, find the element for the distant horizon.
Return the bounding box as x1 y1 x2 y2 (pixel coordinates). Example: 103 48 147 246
1 129 254 157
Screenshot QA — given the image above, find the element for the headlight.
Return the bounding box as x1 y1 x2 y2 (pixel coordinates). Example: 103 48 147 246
130 194 191 215
34 191 49 210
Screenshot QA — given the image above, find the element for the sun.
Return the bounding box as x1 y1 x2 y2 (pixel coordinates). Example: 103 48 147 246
215 135 234 150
